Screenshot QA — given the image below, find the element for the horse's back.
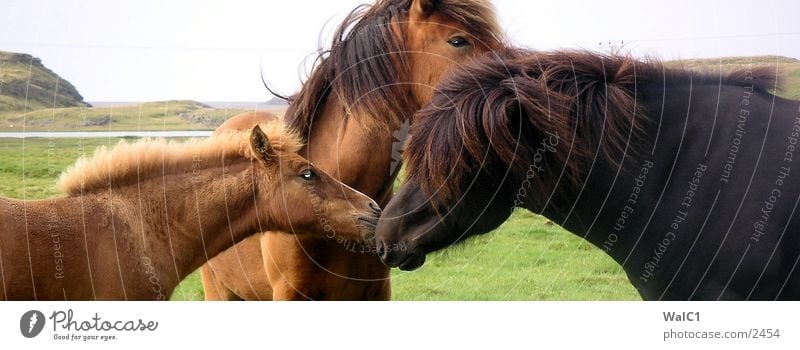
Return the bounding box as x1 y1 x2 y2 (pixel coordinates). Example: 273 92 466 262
0 197 91 300
214 111 279 135
638 84 800 300
0 197 25 300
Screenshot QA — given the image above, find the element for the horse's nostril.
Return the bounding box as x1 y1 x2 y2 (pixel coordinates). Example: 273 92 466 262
377 240 387 258
369 201 381 214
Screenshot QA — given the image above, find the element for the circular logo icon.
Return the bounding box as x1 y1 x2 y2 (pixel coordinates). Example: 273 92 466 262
20 310 45 338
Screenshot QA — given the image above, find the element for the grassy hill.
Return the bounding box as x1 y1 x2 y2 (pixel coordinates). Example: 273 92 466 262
667 55 800 100
0 51 89 112
0 50 285 131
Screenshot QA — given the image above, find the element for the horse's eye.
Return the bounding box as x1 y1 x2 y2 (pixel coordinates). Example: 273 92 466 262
447 36 470 48
299 168 316 181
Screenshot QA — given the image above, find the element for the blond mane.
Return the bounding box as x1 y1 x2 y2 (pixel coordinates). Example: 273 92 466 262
58 120 303 196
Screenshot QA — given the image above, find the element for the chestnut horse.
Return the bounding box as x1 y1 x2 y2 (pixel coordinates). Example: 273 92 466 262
376 48 800 300
0 121 379 300
200 0 502 300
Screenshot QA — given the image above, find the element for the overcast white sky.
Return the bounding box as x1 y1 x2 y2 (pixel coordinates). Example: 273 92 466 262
1 0 798 102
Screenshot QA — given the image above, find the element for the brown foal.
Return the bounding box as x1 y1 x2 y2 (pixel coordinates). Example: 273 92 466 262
0 121 379 300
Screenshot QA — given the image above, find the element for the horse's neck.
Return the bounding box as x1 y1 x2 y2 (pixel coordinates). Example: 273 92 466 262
305 99 401 199
113 160 260 281
531 92 670 266
536 160 628 252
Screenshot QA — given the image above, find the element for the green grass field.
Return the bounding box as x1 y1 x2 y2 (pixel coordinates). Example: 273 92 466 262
0 137 639 300
667 55 800 100
0 137 114 198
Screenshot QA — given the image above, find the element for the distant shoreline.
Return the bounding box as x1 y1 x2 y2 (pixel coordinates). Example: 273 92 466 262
0 130 212 139
1 101 288 132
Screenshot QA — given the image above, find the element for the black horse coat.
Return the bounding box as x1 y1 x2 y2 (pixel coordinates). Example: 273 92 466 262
378 49 800 300
548 69 800 300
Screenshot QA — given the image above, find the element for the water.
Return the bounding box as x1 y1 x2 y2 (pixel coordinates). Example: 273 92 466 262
0 131 213 139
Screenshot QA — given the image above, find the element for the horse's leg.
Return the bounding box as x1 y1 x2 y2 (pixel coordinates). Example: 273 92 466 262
262 233 316 300
200 264 240 301
200 234 273 301
270 281 312 300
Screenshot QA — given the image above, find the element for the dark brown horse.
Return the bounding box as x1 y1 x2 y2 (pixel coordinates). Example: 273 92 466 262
200 0 503 300
376 48 800 300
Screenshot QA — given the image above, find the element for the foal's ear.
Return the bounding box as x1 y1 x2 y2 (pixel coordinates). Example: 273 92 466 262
250 125 275 165
410 0 440 17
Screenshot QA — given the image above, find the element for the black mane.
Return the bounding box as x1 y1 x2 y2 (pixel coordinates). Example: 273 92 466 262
405 48 779 203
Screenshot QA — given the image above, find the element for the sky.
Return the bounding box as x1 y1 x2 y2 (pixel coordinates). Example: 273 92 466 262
1 0 798 102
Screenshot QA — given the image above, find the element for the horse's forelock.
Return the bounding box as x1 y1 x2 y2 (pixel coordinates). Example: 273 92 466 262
284 0 412 136
405 50 574 205
435 0 502 44
284 0 503 138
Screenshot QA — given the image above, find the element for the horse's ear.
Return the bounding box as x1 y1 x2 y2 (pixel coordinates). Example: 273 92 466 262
250 125 275 165
410 0 440 18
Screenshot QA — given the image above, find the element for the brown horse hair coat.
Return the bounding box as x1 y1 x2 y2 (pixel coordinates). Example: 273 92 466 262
405 48 780 205
285 0 502 135
0 121 379 300
58 123 300 196
201 0 503 301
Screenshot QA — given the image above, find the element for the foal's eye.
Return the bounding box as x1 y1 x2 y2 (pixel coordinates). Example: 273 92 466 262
447 36 470 48
299 168 316 181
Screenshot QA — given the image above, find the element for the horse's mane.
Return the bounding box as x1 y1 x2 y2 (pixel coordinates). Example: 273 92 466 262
284 0 501 136
405 48 780 203
58 121 303 196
